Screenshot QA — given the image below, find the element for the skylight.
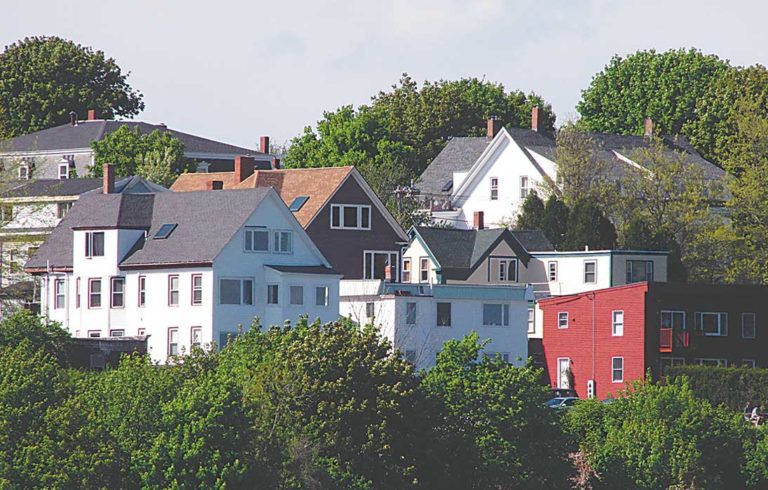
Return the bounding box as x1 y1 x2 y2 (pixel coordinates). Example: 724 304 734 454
153 223 177 239
441 180 453 192
289 195 309 212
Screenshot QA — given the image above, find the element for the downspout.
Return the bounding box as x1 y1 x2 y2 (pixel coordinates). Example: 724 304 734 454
592 292 596 382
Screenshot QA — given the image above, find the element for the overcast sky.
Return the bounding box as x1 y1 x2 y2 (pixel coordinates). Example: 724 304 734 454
3 0 767 150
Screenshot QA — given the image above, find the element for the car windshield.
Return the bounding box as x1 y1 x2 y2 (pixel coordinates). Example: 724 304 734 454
546 398 565 407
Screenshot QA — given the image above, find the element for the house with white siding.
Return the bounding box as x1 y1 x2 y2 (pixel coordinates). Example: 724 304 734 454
25 167 340 363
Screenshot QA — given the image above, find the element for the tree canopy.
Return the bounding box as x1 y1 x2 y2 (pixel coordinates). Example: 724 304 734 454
0 36 144 138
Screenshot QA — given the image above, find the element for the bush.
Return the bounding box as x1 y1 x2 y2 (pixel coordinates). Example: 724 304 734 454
666 365 768 411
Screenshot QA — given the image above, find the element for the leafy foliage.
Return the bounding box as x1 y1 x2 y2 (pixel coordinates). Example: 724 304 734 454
666 365 768 412
563 200 617 251
0 36 143 137
0 310 70 364
577 48 730 137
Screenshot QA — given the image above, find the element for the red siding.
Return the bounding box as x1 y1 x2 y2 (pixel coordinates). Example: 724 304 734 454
540 283 648 400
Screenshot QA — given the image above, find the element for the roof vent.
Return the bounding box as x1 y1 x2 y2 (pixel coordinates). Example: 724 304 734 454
289 195 309 212
153 223 177 239
69 111 78 126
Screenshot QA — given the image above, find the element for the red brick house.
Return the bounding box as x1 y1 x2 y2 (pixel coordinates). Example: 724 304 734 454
539 282 768 399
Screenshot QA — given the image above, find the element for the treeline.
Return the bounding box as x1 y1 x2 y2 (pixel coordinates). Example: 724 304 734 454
3 311 768 488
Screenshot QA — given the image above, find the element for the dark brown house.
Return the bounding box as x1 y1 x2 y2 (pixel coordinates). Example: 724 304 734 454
171 162 409 279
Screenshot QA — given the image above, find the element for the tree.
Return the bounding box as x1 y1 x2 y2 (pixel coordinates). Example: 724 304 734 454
577 48 730 136
0 36 143 137
683 65 768 167
542 195 571 250
89 126 192 185
551 125 614 207
563 200 617 251
514 191 546 230
0 310 70 364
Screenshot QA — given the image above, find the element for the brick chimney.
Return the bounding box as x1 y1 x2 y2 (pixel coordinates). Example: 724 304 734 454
644 117 654 138
271 156 281 169
69 111 77 126
487 117 502 139
103 164 115 194
87 109 97 121
234 156 255 183
473 211 484 230
531 106 540 132
260 136 270 154
206 180 224 190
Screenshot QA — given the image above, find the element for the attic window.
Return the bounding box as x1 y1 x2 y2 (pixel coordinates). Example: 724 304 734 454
153 223 177 239
441 180 453 192
289 195 309 212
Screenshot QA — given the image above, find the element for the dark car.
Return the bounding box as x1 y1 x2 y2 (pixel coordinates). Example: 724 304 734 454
552 388 578 399
545 397 581 410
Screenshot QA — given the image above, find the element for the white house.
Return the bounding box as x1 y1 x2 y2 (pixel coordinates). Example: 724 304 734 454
340 280 533 370
26 173 340 363
417 112 725 229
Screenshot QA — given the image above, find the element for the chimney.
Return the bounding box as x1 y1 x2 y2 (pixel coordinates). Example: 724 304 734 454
207 180 224 190
384 265 393 283
473 211 484 230
271 156 281 169
87 109 97 121
260 136 270 154
644 117 654 138
69 111 77 126
103 164 115 194
234 155 255 183
487 117 502 139
531 106 540 132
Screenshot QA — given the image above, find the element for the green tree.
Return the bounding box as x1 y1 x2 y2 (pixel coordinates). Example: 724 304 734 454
0 36 143 137
422 333 572 489
514 191 546 230
577 48 730 136
563 200 617 251
90 125 192 185
542 195 570 250
0 310 70 364
551 125 614 207
683 65 768 167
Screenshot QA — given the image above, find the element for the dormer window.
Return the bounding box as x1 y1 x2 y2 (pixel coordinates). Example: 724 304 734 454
85 231 105 257
58 162 69 179
18 162 29 180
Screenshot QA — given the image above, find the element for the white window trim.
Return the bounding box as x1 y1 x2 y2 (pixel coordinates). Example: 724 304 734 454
330 204 372 230
490 177 499 201
742 312 756 339
583 260 597 284
168 274 180 307
243 227 270 253
191 274 203 306
612 310 624 337
696 311 728 337
58 162 69 180
315 286 329 307
519 175 529 199
273 229 293 254
696 358 728 367
557 357 570 389
363 250 399 280
402 258 412 283
54 278 66 309
168 327 179 357
419 257 429 283
527 307 535 334
495 257 518 282
110 276 125 309
612 356 624 383
558 311 569 329
548 261 558 282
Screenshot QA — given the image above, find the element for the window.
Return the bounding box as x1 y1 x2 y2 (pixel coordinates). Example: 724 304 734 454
419 258 429 283
88 278 102 308
168 328 179 356
219 279 254 305
661 310 685 330
612 357 624 383
660 357 685 374
548 261 558 282
558 312 569 329
583 260 596 283
695 312 728 337
18 163 29 180
85 232 105 257
58 162 69 179
405 302 417 325
742 313 756 339
520 176 530 199
273 230 293 253
330 204 371 230
267 285 279 305
290 286 303 305
626 260 653 283
490 177 498 200
557 358 570 389
168 275 179 306
315 286 328 306
366 302 375 318
483 304 510 326
191 327 202 349
497 258 518 282
191 274 203 305
743 359 757 368
437 302 451 327
138 276 146 307
364 251 399 280
75 277 80 308
485 352 510 363
402 258 411 282
696 358 727 367
612 310 624 336
88 330 101 338
109 329 124 337
244 227 269 252
153 223 177 239
111 277 125 308
56 202 73 219
527 307 535 334
54 278 65 309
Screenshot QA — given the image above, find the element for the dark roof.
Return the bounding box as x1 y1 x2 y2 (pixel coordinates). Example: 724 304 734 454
26 188 272 271
416 137 491 195
264 265 340 275
412 226 536 279
510 230 555 252
1 120 259 156
1 176 167 199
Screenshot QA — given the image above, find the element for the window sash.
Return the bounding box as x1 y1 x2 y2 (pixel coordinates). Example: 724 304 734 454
558 312 569 329
612 357 624 382
88 279 102 308
437 302 451 327
273 231 293 253
612 310 624 336
402 259 411 282
742 313 756 339
111 277 125 308
244 228 269 252
289 286 303 305
54 279 65 309
626 260 654 283
192 274 203 305
330 204 372 230
366 302 375 318
584 261 596 283
660 310 685 330
138 276 146 307
168 328 179 356
85 232 105 257
220 279 242 304
419 258 429 282
191 327 202 348
482 304 509 326
267 284 279 305
315 286 328 306
490 177 498 200
696 312 728 336
520 176 529 198
527 308 535 334
405 302 417 324
168 275 179 306
548 261 557 281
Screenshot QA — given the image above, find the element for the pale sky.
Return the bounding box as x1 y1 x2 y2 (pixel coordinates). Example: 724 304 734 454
3 0 767 150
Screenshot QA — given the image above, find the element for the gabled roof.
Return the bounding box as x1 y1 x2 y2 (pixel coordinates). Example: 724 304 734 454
26 188 274 271
410 226 552 280
1 176 168 200
0 120 259 156
417 137 492 195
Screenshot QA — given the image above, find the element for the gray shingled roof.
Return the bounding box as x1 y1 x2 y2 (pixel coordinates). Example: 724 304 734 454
26 188 271 271
1 120 258 155
509 230 555 252
2 176 167 199
417 128 725 197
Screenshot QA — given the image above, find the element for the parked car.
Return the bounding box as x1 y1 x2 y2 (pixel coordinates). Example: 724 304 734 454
545 397 580 410
551 388 578 398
